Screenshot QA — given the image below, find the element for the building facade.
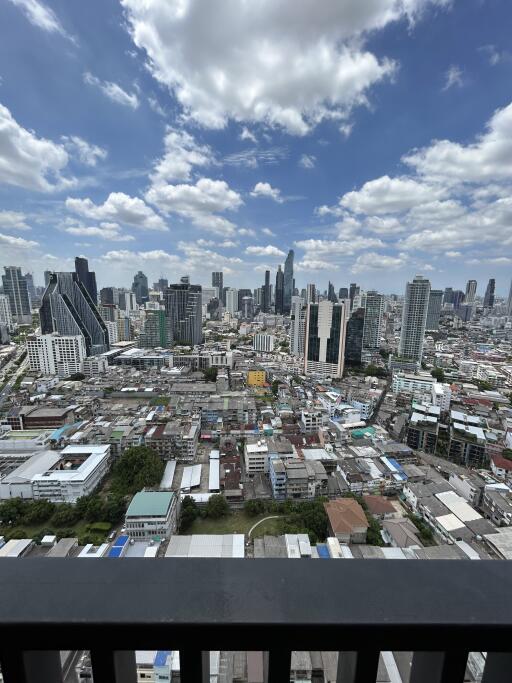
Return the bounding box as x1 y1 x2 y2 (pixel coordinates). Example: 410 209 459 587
426 289 443 331
362 291 383 349
164 279 202 346
2 266 32 325
304 300 347 378
27 333 87 378
399 276 431 362
283 249 294 315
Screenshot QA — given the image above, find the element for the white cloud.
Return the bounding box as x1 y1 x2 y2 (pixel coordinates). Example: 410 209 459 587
0 232 38 249
150 128 214 184
245 245 285 257
146 177 242 235
299 154 316 169
66 192 167 231
295 258 334 271
7 0 73 41
365 215 404 234
224 147 288 168
340 175 441 214
0 102 73 191
295 237 383 256
261 227 275 236
61 135 107 167
238 227 256 237
63 221 134 242
479 45 510 66
250 181 283 203
83 72 139 109
240 127 257 143
148 96 166 116
0 210 30 231
121 0 447 134
351 252 406 273
442 65 464 91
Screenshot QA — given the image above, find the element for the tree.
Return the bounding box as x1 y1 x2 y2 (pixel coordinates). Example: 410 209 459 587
203 367 218 382
364 365 387 378
181 496 200 531
103 495 127 524
205 494 230 519
22 500 56 525
271 379 279 396
431 367 445 382
52 503 80 527
66 372 85 381
111 446 165 496
244 499 265 517
85 496 105 522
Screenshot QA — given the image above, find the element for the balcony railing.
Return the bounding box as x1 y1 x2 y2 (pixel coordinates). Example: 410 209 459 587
0 558 511 682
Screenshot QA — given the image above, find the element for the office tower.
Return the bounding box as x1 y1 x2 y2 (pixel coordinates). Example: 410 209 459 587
241 296 254 321
44 270 52 288
290 297 306 357
118 290 136 312
40 272 109 355
153 278 168 293
483 278 495 308
99 303 118 323
465 280 477 304
327 282 338 303
0 294 14 332
399 275 431 362
212 272 224 297
353 291 365 311
100 287 119 306
283 249 294 314
262 270 271 313
443 287 454 304
275 266 284 314
225 288 238 315
507 279 512 316
426 290 443 331
338 287 349 300
452 290 465 308
164 280 202 345
304 300 347 378
24 272 36 301
201 287 219 307
306 284 316 304
74 257 98 304
139 310 172 348
237 289 252 313
349 283 359 310
27 333 86 378
132 271 149 304
2 266 32 324
253 333 275 353
363 291 384 349
117 316 132 342
207 298 221 321
345 308 365 365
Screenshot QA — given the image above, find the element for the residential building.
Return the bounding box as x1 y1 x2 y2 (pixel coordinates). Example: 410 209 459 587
118 290 136 312
481 489 512 527
247 370 266 387
139 310 171 348
104 320 118 345
426 289 443 331
306 283 316 304
245 440 269 475
132 271 149 304
300 410 326 434
290 297 306 357
253 333 274 353
145 420 199 461
212 272 223 297
392 371 436 394
262 270 271 313
304 300 347 378
448 411 488 468
269 457 327 500
483 278 495 308
100 287 119 306
399 275 430 362
406 404 440 454
349 283 359 311
225 288 238 315
362 291 383 349
164 279 202 346
125 491 180 539
338 287 349 300
465 279 477 304
27 333 86 378
81 355 108 376
74 257 98 304
0 294 13 331
241 296 254 320
40 272 109 356
344 308 365 365
2 266 32 324
275 265 284 314
432 383 452 411
324 498 368 544
283 249 294 314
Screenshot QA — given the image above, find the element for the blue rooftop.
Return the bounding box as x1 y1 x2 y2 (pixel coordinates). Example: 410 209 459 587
317 544 330 558
107 547 123 558
49 421 83 441
113 535 129 547
387 457 404 472
154 651 171 667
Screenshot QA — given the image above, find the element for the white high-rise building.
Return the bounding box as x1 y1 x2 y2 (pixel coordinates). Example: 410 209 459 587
27 333 86 378
105 320 119 345
290 296 306 357
225 288 238 315
253 333 275 353
399 276 431 362
0 294 13 331
304 300 347 378
362 291 383 349
306 284 316 304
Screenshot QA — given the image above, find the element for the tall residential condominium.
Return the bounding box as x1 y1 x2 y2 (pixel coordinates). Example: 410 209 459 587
349 283 359 311
262 270 271 313
0 294 14 332
75 257 98 304
507 279 512 316
132 271 149 304
153 278 169 292
27 333 86 378
290 296 306 357
465 279 477 304
253 333 275 353
426 289 444 331
306 283 316 304
40 272 109 356
275 266 284 314
212 272 224 297
283 249 294 314
139 310 172 348
304 299 347 378
241 296 254 321
2 266 32 325
362 290 383 349
483 278 495 308
345 308 365 366
118 290 136 312
398 275 431 362
164 280 202 346
237 288 252 312
225 288 238 315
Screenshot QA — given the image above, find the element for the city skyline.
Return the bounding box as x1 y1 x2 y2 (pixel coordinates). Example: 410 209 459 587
0 1 511 292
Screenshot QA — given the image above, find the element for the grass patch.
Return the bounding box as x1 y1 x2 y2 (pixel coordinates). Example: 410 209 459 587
150 396 170 406
0 519 91 542
186 511 284 537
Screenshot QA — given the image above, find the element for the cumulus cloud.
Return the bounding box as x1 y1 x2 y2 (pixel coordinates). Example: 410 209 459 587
224 147 288 168
150 128 214 184
83 72 139 109
351 252 406 273
245 245 285 257
261 227 275 236
238 227 256 237
240 127 257 143
295 258 334 271
7 0 74 41
63 221 134 242
61 135 107 167
295 237 384 256
66 192 167 231
0 102 73 191
250 182 283 203
0 210 30 231
340 175 441 214
299 154 316 169
442 65 464 91
0 232 38 249
121 0 447 134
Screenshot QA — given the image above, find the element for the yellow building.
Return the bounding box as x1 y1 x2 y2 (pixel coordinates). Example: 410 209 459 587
247 370 266 387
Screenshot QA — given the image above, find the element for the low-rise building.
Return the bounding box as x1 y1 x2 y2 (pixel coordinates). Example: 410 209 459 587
269 457 327 500
481 488 512 527
125 491 180 539
145 420 199 461
406 404 440 454
324 498 368 544
245 439 269 475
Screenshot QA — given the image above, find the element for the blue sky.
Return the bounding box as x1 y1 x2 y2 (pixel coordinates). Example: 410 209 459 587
0 0 511 295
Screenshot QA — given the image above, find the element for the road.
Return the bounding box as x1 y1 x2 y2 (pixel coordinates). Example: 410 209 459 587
248 516 280 538
0 352 28 409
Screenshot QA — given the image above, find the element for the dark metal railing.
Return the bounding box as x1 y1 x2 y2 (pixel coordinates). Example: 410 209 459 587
0 558 511 682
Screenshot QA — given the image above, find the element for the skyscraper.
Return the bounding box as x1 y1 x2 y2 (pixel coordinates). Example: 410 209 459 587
327 282 338 303
0 294 14 332
212 272 224 297
132 271 149 304
349 283 359 311
399 275 430 362
225 288 238 315
2 266 32 324
306 284 316 304
465 280 477 304
290 296 306 357
304 300 347 378
483 278 495 308
283 249 294 314
338 287 349 300
44 271 52 288
24 272 36 301
426 290 444 331
241 296 254 320
164 280 202 346
345 308 365 366
40 272 109 355
100 287 119 306
362 291 384 349
139 310 172 348
275 266 284 314
262 270 271 313
237 289 252 312
75 257 98 304
507 279 512 316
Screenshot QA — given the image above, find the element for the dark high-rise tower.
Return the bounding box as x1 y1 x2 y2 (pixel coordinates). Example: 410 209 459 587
345 308 365 366
283 249 294 314
2 266 32 324
262 270 271 313
212 272 224 298
483 279 495 308
349 283 359 310
164 279 202 346
132 271 149 304
275 265 284 314
327 281 338 303
75 257 98 304
338 287 349 300
465 280 477 304
399 275 430 362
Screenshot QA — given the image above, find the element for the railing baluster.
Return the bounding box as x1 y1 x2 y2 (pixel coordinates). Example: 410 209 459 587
90 649 137 683
179 650 209 683
482 653 512 682
410 651 468 683
336 650 379 683
267 649 291 683
0 651 63 683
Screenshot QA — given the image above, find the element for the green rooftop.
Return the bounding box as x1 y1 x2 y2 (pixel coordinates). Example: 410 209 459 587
126 491 174 518
351 426 376 439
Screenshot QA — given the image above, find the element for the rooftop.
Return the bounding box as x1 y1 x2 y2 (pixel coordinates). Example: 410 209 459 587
126 491 174 518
